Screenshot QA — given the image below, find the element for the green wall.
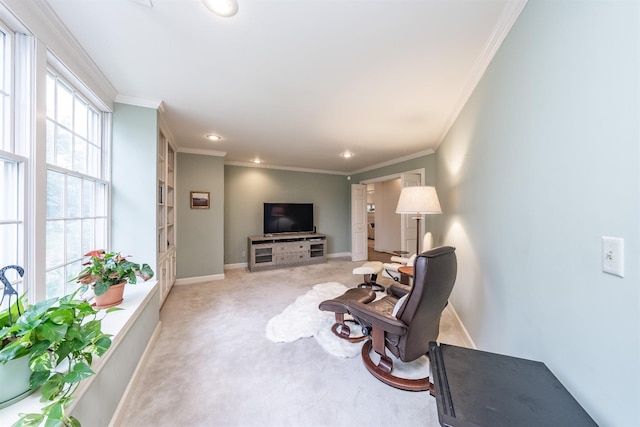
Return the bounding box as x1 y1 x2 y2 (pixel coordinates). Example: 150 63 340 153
176 153 225 278
224 166 351 264
111 103 158 273
435 1 639 425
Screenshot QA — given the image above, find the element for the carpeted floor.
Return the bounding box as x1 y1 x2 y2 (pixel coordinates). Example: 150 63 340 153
116 258 471 427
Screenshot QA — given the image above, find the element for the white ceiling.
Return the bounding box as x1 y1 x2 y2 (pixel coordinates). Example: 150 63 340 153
44 0 526 174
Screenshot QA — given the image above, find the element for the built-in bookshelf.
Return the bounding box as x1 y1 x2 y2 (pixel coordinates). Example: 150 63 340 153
158 130 176 304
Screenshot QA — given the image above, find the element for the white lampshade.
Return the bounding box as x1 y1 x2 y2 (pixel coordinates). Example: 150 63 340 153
396 186 442 214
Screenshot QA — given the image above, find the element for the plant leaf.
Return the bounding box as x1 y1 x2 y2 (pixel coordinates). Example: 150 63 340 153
30 351 55 373
16 298 58 330
93 280 109 296
0 339 30 363
40 372 65 401
63 362 94 383
80 319 102 341
30 369 52 389
28 340 52 359
47 308 73 325
12 413 45 427
93 335 112 356
43 400 65 427
139 263 154 280
36 321 68 344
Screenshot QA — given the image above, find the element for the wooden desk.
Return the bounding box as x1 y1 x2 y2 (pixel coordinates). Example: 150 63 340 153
429 343 597 427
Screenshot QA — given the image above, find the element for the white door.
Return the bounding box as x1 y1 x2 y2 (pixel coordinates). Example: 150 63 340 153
351 184 367 261
400 173 422 255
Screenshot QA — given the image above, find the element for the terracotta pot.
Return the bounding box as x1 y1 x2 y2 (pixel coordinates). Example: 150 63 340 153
93 282 126 309
0 355 34 408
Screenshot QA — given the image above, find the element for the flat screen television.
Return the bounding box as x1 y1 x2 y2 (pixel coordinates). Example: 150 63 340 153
263 203 314 234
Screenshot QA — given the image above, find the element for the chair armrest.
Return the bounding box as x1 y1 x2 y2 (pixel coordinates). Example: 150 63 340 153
346 300 407 336
390 256 409 264
388 283 411 298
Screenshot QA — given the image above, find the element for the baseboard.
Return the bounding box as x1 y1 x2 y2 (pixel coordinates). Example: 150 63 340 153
108 321 162 427
448 303 476 349
175 274 225 285
224 262 248 270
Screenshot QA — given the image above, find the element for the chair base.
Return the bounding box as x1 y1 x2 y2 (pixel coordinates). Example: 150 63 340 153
361 340 431 392
357 282 385 292
330 320 368 343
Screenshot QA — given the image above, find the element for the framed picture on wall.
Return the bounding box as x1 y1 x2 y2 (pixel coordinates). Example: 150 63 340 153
190 191 210 209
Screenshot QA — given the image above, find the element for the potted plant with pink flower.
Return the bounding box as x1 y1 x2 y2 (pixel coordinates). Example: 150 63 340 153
71 250 154 308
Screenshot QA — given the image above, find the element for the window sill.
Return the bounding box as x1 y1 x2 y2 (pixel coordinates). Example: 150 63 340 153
0 280 159 425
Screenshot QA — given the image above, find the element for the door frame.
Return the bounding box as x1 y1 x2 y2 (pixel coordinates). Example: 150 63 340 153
354 168 425 256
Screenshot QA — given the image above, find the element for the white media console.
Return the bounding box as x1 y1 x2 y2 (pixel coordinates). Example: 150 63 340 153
247 233 327 272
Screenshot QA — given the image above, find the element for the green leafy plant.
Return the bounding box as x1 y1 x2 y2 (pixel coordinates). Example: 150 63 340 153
0 288 115 427
71 250 154 296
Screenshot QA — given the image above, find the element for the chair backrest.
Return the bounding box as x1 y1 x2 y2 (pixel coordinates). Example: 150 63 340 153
395 246 457 361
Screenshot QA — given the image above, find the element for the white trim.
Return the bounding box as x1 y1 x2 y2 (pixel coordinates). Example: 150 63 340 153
108 321 162 427
178 147 227 157
360 168 426 185
224 160 348 176
158 114 176 149
224 262 248 270
114 95 164 111
434 0 528 148
447 302 477 349
348 149 435 175
175 274 225 285
5 0 117 106
225 150 435 176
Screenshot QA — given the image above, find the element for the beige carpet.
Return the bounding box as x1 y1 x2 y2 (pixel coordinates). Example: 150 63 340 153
116 258 470 427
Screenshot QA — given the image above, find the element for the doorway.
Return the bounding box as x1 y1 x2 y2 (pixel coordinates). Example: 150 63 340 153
354 168 425 261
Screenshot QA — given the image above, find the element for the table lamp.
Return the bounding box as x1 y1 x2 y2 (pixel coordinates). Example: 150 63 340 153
395 186 442 256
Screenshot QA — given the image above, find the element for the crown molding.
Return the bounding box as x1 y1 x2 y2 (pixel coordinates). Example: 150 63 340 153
11 0 117 105
224 161 348 176
114 95 165 111
435 0 528 147
348 148 435 175
178 147 227 157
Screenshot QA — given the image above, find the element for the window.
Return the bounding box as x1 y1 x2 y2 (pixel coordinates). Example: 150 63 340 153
45 69 108 299
0 22 27 307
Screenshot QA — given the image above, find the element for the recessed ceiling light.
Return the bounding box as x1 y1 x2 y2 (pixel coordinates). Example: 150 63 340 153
203 0 239 17
341 152 353 158
253 159 261 164
207 134 222 141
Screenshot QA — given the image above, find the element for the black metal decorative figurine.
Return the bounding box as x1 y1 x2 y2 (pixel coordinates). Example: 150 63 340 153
0 264 25 326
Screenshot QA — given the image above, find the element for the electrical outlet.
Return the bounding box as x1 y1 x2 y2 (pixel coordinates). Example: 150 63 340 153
241 250 246 258
602 236 624 277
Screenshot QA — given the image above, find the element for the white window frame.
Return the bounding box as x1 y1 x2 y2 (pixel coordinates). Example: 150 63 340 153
44 64 111 299
0 19 31 303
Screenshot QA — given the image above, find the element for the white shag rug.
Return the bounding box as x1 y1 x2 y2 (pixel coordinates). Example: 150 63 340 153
266 282 365 358
266 282 431 378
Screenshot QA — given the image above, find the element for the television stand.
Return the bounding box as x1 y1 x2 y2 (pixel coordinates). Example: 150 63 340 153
247 233 327 272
